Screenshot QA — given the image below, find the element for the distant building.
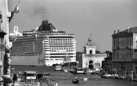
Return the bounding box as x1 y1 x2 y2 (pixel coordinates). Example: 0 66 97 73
81 34 107 71
102 53 112 74
10 20 76 66
76 51 83 67
112 27 137 78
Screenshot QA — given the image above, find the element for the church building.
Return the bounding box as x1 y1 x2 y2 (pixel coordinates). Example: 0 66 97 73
82 34 107 71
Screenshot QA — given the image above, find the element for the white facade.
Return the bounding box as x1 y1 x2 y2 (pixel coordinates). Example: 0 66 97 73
42 34 76 66
82 54 107 70
85 45 96 54
82 38 107 71
45 58 64 66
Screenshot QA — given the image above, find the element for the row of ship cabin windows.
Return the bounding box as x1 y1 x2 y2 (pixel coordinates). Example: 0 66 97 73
49 40 73 42
49 50 73 52
49 38 72 41
43 47 74 50
46 58 63 61
49 43 73 46
43 43 73 46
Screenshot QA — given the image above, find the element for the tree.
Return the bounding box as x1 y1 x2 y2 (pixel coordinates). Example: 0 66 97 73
104 50 112 57
96 50 101 54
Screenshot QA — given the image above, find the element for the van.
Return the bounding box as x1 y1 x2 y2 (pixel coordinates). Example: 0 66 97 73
23 71 37 81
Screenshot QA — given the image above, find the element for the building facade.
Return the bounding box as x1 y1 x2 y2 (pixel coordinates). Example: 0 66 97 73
112 27 137 79
102 53 112 74
81 35 107 71
10 20 76 66
76 51 83 67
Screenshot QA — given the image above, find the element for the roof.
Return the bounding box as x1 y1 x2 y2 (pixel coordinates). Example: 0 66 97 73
112 26 137 37
83 54 107 57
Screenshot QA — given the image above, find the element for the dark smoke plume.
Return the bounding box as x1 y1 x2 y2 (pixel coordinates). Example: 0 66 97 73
32 5 48 20
21 0 48 20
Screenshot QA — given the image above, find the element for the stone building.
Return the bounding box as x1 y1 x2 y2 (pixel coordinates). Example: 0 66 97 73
112 27 137 78
102 53 112 74
81 34 107 71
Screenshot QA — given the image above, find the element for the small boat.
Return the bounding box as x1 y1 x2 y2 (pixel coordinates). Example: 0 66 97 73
72 79 79 84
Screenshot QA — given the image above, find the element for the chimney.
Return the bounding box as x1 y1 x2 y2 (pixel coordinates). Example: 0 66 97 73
42 20 48 25
42 20 48 29
38 20 51 31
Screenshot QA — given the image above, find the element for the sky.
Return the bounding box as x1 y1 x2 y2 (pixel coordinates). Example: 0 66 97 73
9 0 137 52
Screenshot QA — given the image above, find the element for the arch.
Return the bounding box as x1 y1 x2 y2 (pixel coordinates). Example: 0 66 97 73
89 60 94 69
90 50 92 54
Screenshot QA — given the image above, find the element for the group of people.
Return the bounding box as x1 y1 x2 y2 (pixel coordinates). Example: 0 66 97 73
10 72 59 86
36 74 58 86
27 73 58 86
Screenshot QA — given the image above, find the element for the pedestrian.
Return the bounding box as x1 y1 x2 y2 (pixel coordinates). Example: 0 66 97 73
13 74 18 83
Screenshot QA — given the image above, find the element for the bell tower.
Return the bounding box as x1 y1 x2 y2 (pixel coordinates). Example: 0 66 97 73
84 34 96 54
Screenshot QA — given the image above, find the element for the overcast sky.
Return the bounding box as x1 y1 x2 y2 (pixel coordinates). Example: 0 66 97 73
9 0 137 52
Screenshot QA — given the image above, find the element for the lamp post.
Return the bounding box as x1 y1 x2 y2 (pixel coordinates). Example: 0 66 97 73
1 0 19 85
0 31 6 86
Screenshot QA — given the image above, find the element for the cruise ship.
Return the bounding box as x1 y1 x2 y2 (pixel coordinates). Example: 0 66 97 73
10 20 76 66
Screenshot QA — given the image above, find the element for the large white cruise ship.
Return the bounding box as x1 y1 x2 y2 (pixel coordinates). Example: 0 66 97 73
10 20 76 66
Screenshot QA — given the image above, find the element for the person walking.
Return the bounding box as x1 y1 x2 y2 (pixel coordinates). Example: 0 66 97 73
13 74 17 83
